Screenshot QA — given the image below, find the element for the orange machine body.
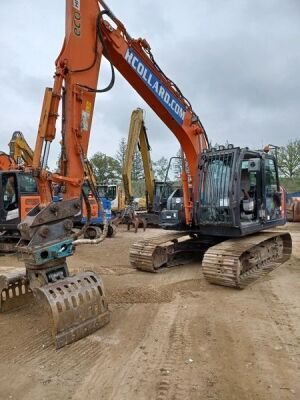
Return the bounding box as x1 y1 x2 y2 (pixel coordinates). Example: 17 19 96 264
19 195 40 219
32 0 208 227
0 155 40 231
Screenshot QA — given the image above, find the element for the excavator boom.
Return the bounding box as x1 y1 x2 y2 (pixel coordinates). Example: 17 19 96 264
9 131 34 167
1 0 110 349
122 108 155 207
1 0 292 350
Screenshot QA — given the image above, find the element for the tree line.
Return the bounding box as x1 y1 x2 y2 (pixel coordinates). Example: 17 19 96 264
275 139 300 192
90 138 300 195
90 138 183 196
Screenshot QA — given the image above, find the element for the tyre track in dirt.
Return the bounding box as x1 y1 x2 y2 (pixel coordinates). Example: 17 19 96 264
0 227 299 400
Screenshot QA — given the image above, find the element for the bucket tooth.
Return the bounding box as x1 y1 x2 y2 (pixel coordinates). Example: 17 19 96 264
34 271 110 349
0 269 33 313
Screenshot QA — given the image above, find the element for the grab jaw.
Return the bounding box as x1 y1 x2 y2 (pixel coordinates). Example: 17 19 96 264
34 271 110 349
0 200 110 349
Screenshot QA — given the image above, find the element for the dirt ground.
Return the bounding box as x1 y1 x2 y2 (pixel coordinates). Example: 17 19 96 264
0 224 299 400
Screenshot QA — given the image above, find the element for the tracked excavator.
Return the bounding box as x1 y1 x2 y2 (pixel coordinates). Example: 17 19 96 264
0 0 292 351
9 131 114 237
84 1 290 287
121 108 182 227
114 108 155 230
0 131 113 254
0 0 116 349
0 148 40 252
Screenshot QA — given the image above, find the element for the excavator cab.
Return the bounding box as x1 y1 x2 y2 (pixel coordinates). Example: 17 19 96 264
153 181 176 211
0 171 40 251
195 146 285 236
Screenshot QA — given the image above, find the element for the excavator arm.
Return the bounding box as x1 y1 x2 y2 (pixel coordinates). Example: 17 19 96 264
139 118 156 209
0 0 110 349
32 0 208 222
1 0 292 350
122 108 155 207
9 131 34 167
97 2 209 224
2 0 207 348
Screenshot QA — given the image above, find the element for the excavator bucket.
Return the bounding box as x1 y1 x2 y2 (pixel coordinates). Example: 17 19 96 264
0 268 33 312
1 268 109 349
33 271 110 349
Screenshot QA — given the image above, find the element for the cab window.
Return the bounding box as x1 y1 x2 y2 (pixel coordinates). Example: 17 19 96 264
18 174 38 193
2 174 18 211
265 158 278 194
265 157 280 218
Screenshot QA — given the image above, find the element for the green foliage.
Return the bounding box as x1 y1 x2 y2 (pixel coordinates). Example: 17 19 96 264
115 137 144 182
132 180 146 197
90 152 121 183
277 140 300 178
280 177 300 193
153 156 169 181
115 137 127 167
132 150 144 181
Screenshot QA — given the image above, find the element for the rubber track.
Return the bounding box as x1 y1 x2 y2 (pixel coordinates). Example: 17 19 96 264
202 231 292 289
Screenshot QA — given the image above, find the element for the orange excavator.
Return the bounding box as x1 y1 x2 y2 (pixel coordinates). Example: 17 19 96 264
0 0 291 348
0 144 39 252
0 131 112 254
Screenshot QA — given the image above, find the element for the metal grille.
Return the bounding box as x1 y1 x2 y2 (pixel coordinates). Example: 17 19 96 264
199 151 234 224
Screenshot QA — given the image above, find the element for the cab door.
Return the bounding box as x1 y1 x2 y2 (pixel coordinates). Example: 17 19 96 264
17 172 40 219
263 156 282 222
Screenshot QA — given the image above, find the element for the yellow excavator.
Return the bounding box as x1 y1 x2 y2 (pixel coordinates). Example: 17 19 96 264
121 108 182 227
122 109 154 210
8 131 34 167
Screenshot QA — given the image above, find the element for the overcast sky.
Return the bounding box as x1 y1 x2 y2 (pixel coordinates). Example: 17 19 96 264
0 0 299 168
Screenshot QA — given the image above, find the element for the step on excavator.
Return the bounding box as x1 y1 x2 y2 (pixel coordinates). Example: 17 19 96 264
0 0 292 349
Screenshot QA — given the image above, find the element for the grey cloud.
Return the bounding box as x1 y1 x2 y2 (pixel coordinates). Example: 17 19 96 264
0 0 299 168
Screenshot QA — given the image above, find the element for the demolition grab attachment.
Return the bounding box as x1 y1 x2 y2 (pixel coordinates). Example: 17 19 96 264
0 269 109 349
0 199 109 349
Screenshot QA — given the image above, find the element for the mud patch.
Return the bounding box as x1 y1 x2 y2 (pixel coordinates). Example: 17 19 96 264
107 279 206 304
